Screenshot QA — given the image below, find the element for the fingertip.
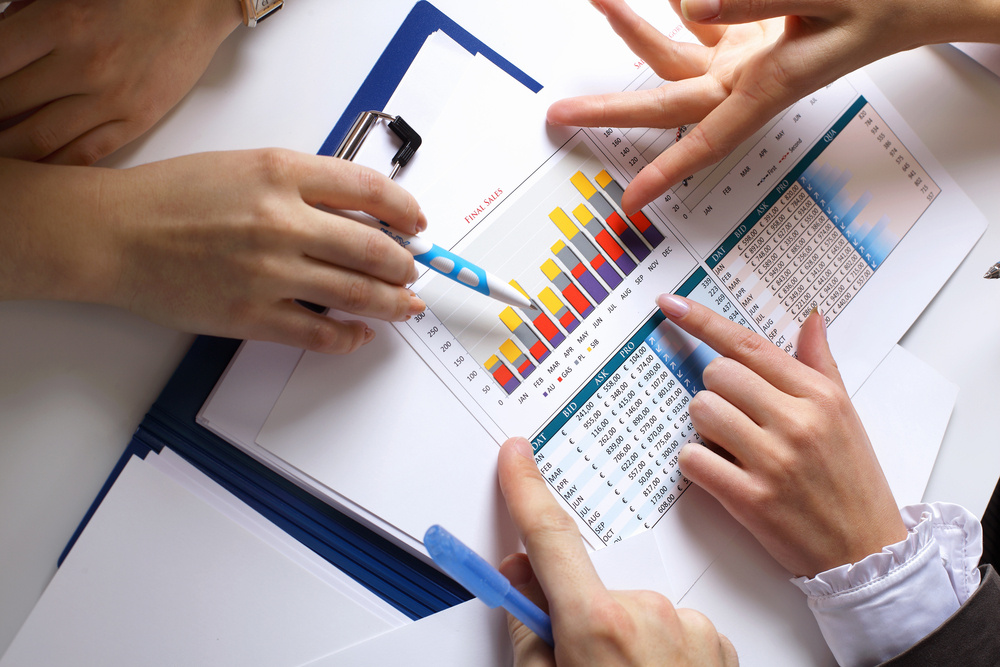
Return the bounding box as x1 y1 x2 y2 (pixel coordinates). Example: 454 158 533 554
507 436 535 460
677 441 701 473
656 293 691 319
498 437 538 495
680 0 722 23
797 307 842 379
621 178 661 216
545 99 574 125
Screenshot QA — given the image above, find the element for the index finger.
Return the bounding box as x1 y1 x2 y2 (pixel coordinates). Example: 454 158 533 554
497 437 607 610
298 155 427 235
656 293 819 394
622 87 788 213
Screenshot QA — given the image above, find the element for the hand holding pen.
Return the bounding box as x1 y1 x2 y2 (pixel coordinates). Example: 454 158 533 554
489 437 738 666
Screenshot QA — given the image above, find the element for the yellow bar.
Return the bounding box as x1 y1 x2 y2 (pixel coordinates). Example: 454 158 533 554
595 169 613 188
485 355 501 370
572 204 595 225
550 239 568 255
538 287 565 314
499 307 522 331
508 279 530 300
549 207 579 239
570 171 597 199
499 339 522 363
540 258 562 281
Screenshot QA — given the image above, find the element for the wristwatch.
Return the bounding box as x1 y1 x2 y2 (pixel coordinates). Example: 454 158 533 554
239 0 282 27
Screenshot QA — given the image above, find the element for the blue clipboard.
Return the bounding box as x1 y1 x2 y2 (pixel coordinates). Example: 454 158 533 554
62 0 541 621
318 0 541 158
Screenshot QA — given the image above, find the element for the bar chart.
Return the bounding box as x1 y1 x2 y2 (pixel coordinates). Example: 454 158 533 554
416 139 676 399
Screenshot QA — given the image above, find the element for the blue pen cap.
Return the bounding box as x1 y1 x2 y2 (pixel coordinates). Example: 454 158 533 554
424 525 509 608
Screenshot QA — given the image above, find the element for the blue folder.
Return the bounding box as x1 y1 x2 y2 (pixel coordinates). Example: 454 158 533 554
63 1 541 621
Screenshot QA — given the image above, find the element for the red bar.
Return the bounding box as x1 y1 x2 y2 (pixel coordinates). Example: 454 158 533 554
529 340 549 360
492 365 515 386
630 211 653 232
533 313 560 342
606 212 629 235
590 254 607 270
562 284 591 316
570 263 587 279
559 311 578 329
517 359 533 375
595 230 625 261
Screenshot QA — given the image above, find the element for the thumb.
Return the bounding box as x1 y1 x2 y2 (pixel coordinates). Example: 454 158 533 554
499 553 554 667
796 307 843 384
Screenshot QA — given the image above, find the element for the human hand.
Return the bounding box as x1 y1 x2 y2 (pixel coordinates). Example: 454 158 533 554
496 436 739 666
1 150 426 353
0 0 242 164
548 0 997 214
656 294 906 577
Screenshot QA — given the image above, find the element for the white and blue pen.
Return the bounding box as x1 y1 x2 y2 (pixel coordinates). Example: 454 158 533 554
424 524 554 647
370 222 534 310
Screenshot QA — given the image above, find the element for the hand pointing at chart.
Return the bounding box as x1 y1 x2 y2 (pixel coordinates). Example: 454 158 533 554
496 436 739 666
548 0 1000 214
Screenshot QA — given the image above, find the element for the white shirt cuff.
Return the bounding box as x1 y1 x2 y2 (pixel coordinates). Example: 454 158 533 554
790 502 982 667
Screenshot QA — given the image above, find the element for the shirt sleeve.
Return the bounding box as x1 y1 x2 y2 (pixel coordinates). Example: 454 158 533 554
790 502 983 667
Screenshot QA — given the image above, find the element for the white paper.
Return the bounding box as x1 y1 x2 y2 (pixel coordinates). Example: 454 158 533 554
952 42 1000 79
854 345 959 507
0 457 401 667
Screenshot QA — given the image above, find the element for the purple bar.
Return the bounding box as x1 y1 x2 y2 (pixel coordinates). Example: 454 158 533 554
595 261 623 289
576 271 608 303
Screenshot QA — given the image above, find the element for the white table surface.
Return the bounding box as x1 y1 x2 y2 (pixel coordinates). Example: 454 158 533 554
2 0 999 658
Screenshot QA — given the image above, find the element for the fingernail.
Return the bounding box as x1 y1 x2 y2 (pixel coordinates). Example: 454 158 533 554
362 326 375 344
657 294 690 318
408 265 420 284
408 292 426 316
680 0 721 22
509 436 534 460
416 209 428 233
499 554 534 588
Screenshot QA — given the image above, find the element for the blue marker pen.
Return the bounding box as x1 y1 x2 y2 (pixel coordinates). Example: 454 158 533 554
424 524 554 647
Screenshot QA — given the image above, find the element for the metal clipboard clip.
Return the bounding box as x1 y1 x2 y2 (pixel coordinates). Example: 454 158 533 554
334 111 422 179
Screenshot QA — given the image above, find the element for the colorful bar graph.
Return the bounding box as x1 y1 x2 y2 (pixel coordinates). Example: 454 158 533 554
572 204 638 276
570 171 651 261
538 286 580 333
500 338 535 378
486 354 520 394
541 259 594 318
549 208 623 289
595 170 666 248
499 307 550 363
551 240 608 303
510 280 567 347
